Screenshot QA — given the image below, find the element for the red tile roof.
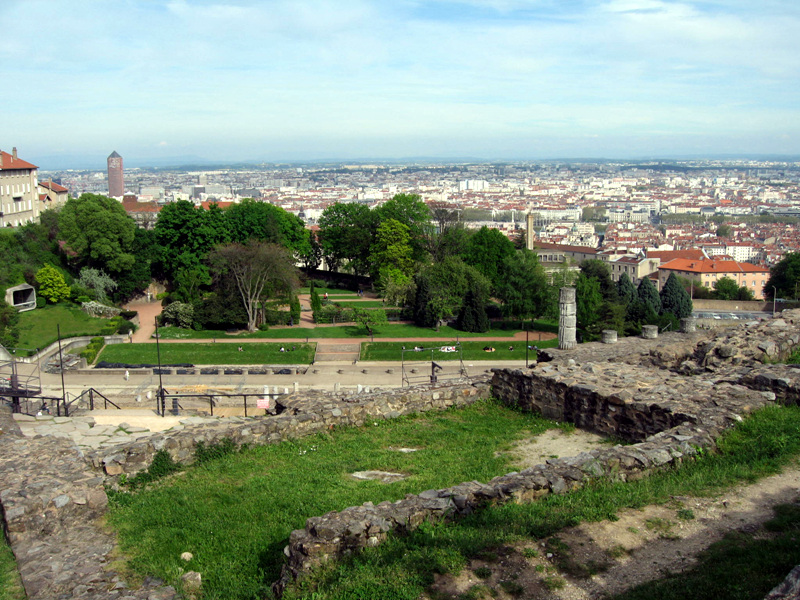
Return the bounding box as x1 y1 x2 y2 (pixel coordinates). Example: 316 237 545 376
0 150 37 171
39 180 68 193
646 249 706 261
659 258 769 274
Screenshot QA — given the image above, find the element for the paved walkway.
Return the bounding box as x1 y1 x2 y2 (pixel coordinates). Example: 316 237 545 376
124 300 163 343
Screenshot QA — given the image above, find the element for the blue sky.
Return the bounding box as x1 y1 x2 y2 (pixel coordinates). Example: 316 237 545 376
2 0 799 168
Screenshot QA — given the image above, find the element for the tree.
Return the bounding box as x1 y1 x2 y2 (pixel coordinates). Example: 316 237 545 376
580 259 617 302
617 273 637 307
352 307 387 335
462 226 515 291
496 250 549 323
413 257 489 330
370 219 414 284
317 202 376 274
35 264 70 303
456 285 489 333
154 200 229 282
0 299 20 349
660 272 693 319
576 273 603 332
374 193 432 261
765 253 800 300
208 242 298 332
712 276 741 301
225 198 310 256
76 268 117 303
716 224 732 238
301 230 322 271
638 277 661 315
290 293 301 325
173 265 212 303
310 284 322 314
58 193 137 274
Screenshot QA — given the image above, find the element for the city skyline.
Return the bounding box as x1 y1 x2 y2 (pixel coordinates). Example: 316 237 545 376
3 0 800 169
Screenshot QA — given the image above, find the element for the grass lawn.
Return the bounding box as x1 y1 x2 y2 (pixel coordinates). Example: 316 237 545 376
0 539 25 600
299 287 359 297
157 324 525 340
361 338 560 361
98 343 315 365
332 300 399 309
106 400 567 600
16 303 109 352
281 404 800 600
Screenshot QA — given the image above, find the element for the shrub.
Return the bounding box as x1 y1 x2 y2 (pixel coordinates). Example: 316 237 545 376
119 310 138 320
116 319 136 335
258 323 270 331
35 296 46 309
79 336 105 364
161 301 195 329
35 264 71 303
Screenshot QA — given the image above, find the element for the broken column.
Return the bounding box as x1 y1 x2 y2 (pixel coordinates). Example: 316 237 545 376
558 287 577 350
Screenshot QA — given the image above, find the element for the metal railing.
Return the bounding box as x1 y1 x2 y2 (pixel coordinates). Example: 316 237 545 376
153 389 290 417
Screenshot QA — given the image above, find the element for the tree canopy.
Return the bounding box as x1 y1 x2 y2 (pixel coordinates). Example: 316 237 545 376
462 226 515 291
765 253 800 300
496 250 549 322
317 202 376 275
58 194 137 274
208 241 298 332
660 272 693 319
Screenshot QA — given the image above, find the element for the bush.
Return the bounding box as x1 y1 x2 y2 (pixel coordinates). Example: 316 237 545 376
79 336 105 364
35 296 46 309
116 319 136 335
119 310 138 320
161 301 195 329
257 323 270 331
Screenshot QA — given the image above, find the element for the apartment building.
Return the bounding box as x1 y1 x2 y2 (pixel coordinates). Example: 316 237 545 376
0 148 40 227
657 258 770 299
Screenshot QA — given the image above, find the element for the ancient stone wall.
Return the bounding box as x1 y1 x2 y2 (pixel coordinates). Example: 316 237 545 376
275 313 800 596
0 378 489 600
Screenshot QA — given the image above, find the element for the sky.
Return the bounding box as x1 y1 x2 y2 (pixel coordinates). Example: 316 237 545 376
2 0 800 168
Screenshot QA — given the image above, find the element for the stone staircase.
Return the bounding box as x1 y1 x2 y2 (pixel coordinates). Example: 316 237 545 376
313 342 361 363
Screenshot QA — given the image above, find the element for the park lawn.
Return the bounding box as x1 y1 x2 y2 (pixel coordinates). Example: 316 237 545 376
16 303 109 352
106 400 566 600
361 338 559 361
98 343 315 365
300 287 359 297
333 300 399 309
157 324 524 340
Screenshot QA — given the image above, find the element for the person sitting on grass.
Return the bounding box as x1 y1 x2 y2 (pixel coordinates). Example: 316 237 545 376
483 346 495 352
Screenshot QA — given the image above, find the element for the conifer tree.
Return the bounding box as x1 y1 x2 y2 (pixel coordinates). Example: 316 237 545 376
637 277 661 315
456 286 489 333
660 272 693 319
617 273 637 307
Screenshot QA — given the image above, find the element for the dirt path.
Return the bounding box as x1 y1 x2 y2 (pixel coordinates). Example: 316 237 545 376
426 431 800 600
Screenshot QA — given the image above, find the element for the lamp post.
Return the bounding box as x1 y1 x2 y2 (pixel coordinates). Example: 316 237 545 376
773 286 778 318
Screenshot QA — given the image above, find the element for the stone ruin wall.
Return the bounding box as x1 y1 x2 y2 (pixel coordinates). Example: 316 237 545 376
0 378 490 600
275 312 800 596
4 311 800 599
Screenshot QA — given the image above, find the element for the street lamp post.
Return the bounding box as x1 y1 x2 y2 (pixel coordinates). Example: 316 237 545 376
773 286 778 318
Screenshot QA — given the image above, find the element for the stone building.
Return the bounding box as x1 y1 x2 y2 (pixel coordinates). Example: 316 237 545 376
107 150 124 197
0 148 40 227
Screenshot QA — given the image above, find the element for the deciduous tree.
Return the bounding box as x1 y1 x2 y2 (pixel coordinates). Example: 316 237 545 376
35 264 70 304
765 253 800 299
208 242 298 332
58 193 136 274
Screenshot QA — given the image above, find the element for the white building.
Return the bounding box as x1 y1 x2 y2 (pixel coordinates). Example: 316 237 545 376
0 148 39 227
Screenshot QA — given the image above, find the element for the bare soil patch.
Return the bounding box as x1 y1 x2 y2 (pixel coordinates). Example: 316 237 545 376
425 464 800 600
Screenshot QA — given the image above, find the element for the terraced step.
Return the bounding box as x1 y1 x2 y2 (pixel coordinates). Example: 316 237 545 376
314 342 361 362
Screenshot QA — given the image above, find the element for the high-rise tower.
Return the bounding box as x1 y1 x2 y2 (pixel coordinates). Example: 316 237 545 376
107 151 124 197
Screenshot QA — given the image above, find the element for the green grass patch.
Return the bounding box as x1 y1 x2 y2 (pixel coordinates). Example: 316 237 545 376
98 342 315 365
333 300 399 308
361 339 559 361
299 287 359 297
0 537 25 600
106 400 563 600
281 404 800 600
16 303 109 352
157 324 525 340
